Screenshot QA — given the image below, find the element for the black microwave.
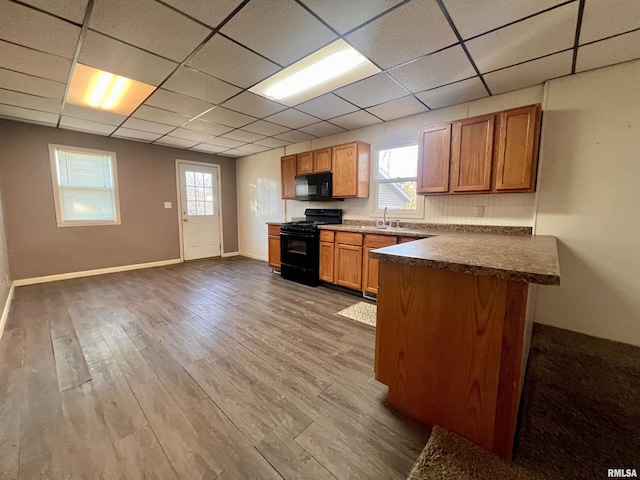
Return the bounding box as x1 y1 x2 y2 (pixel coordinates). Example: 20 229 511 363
295 173 340 201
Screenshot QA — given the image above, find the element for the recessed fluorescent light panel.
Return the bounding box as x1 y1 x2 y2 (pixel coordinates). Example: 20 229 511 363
250 39 380 106
66 64 156 116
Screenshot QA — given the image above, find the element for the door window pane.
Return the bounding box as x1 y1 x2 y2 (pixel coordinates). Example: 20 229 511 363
185 170 215 216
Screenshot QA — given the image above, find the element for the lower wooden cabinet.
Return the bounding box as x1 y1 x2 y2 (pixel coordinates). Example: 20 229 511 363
319 241 334 282
362 234 398 295
334 244 362 290
267 225 280 269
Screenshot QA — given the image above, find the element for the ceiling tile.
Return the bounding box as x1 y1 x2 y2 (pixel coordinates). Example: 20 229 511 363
20 0 89 23
132 105 190 127
181 119 233 136
221 92 287 118
89 0 211 62
242 120 290 136
169 128 218 144
346 0 457 69
0 104 58 124
198 106 257 128
484 51 572 94
60 116 116 135
163 67 241 105
144 89 213 117
121 118 175 135
0 41 71 83
206 137 245 149
264 109 318 129
189 144 230 154
298 121 347 137
218 150 242 157
222 130 266 143
333 73 407 108
329 110 382 130
187 34 280 88
388 45 476 93
112 128 162 142
273 130 317 143
0 68 65 100
295 93 359 119
300 0 403 34
231 144 272 155
0 89 61 114
444 0 567 40
254 137 292 148
161 0 244 28
154 136 200 148
0 0 80 59
220 0 336 66
62 103 126 125
415 77 488 110
576 30 640 73
466 2 578 74
580 0 640 44
79 31 178 86
366 96 428 121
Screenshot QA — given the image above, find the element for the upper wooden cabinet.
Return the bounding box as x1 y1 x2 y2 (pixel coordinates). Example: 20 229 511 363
281 155 296 199
296 151 313 175
313 148 332 173
450 114 495 193
332 141 370 198
417 124 452 194
494 104 541 192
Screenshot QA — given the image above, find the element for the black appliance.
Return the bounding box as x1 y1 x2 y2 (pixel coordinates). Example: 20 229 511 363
294 173 339 201
280 208 343 286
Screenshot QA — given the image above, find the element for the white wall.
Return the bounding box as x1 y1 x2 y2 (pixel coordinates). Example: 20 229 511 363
534 60 640 346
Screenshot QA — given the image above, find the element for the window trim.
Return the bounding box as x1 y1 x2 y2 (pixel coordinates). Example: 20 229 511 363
371 137 425 219
48 144 122 228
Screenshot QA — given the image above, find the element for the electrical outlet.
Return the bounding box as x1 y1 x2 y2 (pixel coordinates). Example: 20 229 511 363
164 202 172 209
476 206 485 217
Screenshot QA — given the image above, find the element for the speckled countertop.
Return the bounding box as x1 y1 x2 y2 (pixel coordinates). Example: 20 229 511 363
318 224 560 286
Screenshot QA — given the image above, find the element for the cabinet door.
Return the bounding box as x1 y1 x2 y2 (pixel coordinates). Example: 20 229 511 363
494 105 541 191
313 148 332 172
319 241 334 283
268 235 280 269
332 142 358 197
451 115 495 192
334 243 362 290
281 155 296 199
296 151 313 175
417 124 452 194
362 235 397 294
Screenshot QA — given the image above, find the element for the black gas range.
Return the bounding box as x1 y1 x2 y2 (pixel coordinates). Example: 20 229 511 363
280 208 342 286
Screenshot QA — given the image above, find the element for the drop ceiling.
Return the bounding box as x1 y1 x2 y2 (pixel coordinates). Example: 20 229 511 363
0 0 639 158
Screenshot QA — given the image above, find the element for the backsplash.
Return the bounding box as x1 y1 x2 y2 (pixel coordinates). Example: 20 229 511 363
286 192 535 227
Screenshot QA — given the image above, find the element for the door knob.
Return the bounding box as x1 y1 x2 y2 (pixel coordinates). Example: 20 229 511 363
183 218 189 222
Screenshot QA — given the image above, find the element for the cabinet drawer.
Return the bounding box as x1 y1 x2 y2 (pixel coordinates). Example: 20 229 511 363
319 230 335 242
399 236 419 243
268 224 281 236
364 234 397 248
335 231 363 246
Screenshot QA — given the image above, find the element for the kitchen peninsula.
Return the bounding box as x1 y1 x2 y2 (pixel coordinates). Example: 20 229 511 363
370 232 560 461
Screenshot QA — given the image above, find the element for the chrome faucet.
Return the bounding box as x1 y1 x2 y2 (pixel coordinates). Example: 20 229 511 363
383 207 388 227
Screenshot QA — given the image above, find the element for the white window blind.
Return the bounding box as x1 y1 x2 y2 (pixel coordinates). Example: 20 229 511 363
50 145 121 226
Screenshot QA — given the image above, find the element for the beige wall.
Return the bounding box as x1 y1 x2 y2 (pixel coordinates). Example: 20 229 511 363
0 119 238 280
0 170 11 308
534 60 640 346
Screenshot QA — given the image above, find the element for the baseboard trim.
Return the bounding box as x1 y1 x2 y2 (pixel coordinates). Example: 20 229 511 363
0 282 15 342
239 252 268 262
222 251 240 257
13 258 183 286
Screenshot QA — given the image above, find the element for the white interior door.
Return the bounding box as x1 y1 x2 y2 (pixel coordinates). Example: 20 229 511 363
178 162 221 260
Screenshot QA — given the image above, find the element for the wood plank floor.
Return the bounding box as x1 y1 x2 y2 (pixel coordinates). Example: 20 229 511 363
0 257 430 480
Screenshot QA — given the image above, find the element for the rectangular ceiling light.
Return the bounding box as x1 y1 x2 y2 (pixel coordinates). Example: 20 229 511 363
66 64 156 116
250 39 380 107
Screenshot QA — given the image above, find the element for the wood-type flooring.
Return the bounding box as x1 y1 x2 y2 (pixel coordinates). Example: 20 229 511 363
0 257 430 479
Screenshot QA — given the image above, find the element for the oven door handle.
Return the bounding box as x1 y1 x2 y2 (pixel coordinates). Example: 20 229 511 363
280 231 316 239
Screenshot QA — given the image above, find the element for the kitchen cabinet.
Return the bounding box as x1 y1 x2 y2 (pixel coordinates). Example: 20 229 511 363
296 151 313 175
417 124 452 194
281 155 296 199
267 225 281 270
319 230 335 282
313 148 332 173
450 114 495 193
494 104 541 192
334 232 363 290
332 142 370 198
362 234 398 295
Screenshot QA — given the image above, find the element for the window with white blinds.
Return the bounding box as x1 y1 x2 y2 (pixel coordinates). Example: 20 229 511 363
49 145 121 227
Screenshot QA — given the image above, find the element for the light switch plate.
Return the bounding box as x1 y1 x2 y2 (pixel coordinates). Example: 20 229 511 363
476 206 485 217
164 202 172 209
